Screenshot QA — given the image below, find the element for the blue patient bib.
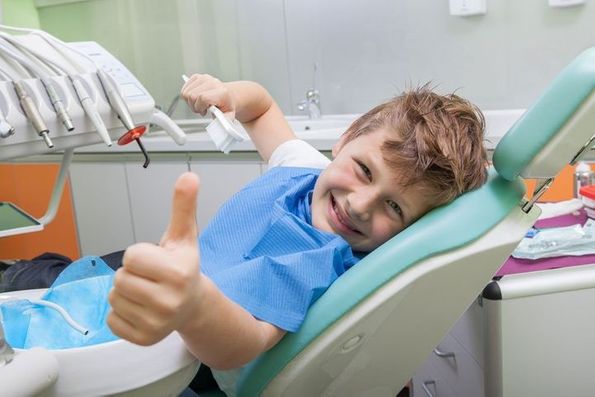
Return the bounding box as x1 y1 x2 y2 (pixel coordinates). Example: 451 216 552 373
200 167 360 332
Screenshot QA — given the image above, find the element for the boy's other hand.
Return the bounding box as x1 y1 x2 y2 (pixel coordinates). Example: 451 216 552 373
107 172 203 346
181 73 236 119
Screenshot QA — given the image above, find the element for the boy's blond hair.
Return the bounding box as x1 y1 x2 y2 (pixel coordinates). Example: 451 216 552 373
341 85 488 206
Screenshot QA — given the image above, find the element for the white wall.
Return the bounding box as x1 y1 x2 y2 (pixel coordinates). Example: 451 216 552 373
38 0 595 116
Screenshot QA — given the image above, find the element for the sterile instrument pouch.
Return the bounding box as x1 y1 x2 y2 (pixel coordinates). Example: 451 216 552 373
512 219 595 259
0 256 118 349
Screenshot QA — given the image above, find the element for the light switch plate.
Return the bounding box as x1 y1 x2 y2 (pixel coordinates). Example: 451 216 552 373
548 0 585 7
449 0 487 16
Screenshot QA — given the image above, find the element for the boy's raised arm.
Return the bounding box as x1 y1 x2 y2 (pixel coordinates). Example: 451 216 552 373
181 75 296 162
107 172 286 370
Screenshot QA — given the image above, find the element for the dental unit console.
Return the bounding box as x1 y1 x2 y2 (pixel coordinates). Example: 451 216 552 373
0 27 186 237
0 27 199 397
0 35 186 159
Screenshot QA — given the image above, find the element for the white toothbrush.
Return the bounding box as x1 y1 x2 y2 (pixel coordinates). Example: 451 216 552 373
182 75 248 154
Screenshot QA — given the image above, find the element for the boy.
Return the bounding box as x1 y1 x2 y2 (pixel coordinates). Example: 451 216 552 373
107 74 487 392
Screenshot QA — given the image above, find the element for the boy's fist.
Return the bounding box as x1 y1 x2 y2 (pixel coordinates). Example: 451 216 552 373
181 74 236 119
107 172 202 346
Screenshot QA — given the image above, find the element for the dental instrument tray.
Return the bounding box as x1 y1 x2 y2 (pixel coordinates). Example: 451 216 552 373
0 35 155 161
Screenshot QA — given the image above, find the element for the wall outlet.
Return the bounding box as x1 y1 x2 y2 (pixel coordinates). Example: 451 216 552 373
449 0 487 16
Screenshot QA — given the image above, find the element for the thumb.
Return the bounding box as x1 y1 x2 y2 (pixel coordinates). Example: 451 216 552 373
161 172 199 245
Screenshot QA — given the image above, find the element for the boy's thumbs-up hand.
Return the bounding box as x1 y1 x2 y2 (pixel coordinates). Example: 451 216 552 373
108 172 203 346
160 172 199 247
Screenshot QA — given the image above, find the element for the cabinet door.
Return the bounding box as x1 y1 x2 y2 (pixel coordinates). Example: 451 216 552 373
69 162 135 255
125 161 189 244
190 159 262 229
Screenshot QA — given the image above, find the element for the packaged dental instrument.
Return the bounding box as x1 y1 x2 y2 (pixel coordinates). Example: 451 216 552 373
182 74 249 154
512 219 595 259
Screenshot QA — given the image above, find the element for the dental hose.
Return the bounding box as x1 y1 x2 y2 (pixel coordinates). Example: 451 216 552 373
28 299 89 335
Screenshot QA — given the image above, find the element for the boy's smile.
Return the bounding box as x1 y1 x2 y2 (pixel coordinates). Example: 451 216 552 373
311 129 434 252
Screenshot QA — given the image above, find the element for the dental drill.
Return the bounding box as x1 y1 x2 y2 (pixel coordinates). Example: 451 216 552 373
0 89 15 138
0 39 74 134
25 28 150 161
0 113 15 138
0 29 112 146
0 34 77 134
13 80 52 148
0 67 52 148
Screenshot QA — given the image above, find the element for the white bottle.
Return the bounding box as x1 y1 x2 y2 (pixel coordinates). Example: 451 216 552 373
574 161 592 197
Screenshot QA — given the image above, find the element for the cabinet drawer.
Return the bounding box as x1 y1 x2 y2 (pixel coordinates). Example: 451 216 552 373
431 333 484 397
412 355 457 397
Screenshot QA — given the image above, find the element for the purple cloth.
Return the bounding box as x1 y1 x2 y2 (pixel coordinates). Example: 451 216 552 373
496 208 595 276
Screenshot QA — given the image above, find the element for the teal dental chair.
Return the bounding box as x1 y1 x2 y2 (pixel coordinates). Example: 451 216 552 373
226 48 595 396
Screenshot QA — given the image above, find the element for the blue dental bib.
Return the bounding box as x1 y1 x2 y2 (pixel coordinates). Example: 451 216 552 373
200 167 360 331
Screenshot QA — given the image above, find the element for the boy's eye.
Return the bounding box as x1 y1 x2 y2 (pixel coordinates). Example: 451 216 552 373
387 200 402 216
357 161 372 181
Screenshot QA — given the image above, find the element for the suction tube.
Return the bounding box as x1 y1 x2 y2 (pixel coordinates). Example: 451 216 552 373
28 299 89 335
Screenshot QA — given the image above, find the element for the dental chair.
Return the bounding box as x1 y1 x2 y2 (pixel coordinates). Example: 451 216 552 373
1 47 593 396
224 47 595 396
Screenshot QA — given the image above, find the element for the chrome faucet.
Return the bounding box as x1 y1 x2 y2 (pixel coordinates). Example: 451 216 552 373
0 321 15 364
297 89 321 119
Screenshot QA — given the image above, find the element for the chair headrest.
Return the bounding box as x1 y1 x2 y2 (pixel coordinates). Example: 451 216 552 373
493 47 595 181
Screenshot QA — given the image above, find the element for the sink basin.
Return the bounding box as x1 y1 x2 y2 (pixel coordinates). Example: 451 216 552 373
286 115 358 134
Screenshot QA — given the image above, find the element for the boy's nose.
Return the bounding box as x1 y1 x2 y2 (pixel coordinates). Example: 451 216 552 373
346 191 375 222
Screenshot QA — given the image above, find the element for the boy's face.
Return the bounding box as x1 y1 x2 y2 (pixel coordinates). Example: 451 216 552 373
311 129 435 253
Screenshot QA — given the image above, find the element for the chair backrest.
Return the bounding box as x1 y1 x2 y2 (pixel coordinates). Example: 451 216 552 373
236 47 595 397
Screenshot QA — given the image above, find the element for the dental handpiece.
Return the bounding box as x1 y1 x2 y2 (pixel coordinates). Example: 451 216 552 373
96 69 136 131
13 80 53 148
0 111 15 138
41 78 74 132
70 76 111 146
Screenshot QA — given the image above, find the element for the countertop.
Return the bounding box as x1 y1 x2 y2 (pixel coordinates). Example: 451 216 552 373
74 110 526 154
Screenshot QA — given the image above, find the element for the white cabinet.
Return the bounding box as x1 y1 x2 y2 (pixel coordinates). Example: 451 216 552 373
412 299 485 397
69 161 136 255
69 154 264 255
483 265 595 397
413 264 595 397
